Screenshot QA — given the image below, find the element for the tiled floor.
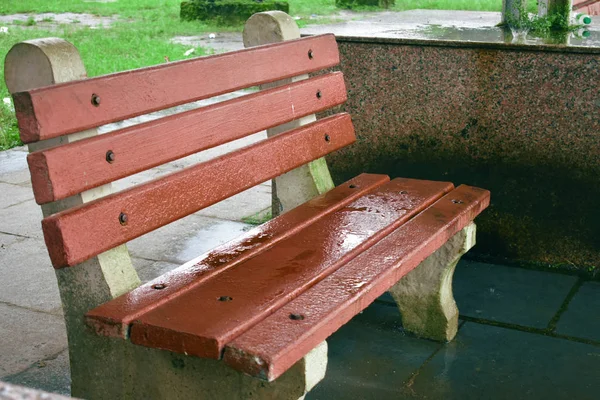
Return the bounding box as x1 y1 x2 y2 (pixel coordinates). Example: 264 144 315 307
1 145 599 399
307 262 600 400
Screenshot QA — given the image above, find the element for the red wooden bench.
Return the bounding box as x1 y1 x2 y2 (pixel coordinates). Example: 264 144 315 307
5 11 489 400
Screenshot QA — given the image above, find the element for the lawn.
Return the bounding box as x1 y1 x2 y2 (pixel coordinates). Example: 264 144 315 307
0 0 508 150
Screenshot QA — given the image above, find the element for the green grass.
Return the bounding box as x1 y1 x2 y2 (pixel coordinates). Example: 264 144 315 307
0 0 514 150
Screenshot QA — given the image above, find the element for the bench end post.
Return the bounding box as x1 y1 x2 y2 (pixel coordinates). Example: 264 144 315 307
243 12 336 217
4 37 141 398
388 222 477 342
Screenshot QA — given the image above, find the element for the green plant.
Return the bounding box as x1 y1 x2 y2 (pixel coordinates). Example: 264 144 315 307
241 208 272 225
0 103 21 150
505 1 580 33
24 16 37 26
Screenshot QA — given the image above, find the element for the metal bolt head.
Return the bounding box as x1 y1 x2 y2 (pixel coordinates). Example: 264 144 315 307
218 296 233 302
451 199 464 204
349 184 357 189
308 49 314 59
289 313 305 321
316 90 322 99
106 150 115 163
324 134 331 142
91 94 101 107
119 212 128 225
152 283 166 290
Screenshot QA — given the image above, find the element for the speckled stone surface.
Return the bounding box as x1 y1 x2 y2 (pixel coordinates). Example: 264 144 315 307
305 14 600 272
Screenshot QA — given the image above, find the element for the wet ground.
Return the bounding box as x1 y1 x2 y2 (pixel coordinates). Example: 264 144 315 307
302 10 600 48
172 10 600 57
0 13 119 30
0 138 599 398
2 10 598 52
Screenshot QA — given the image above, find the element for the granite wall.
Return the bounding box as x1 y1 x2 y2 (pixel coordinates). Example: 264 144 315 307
325 40 600 275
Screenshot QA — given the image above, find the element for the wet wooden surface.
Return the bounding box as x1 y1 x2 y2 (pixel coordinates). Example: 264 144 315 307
86 174 391 338
12 34 339 143
27 73 347 204
128 178 454 359
42 114 355 268
224 185 490 381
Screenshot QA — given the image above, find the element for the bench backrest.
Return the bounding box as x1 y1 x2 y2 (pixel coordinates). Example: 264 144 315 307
8 33 353 269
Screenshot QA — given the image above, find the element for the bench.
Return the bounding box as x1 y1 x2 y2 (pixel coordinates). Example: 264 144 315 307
4 11 490 400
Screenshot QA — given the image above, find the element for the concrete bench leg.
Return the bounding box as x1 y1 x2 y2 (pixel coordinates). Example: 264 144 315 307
69 336 327 400
388 223 476 342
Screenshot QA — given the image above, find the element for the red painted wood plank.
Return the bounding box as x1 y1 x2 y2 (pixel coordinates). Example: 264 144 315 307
85 173 391 338
573 0 599 11
13 34 339 143
27 73 347 204
128 178 454 359
42 114 355 269
223 185 490 381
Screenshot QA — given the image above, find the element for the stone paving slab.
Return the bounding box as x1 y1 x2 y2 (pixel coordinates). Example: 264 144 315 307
0 148 30 186
0 182 33 208
307 302 442 400
127 215 251 265
2 350 70 397
0 238 62 314
0 304 67 377
195 184 271 221
0 232 24 249
408 322 600 400
556 281 600 342
0 200 44 240
453 260 578 329
132 259 180 284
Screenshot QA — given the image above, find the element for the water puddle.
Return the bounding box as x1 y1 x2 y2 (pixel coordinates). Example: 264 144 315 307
0 13 119 30
302 10 600 49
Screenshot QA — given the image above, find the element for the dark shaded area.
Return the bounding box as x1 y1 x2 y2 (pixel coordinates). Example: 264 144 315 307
325 41 600 273
335 0 395 9
2 351 70 396
307 261 600 399
408 322 600 400
452 260 578 328
307 302 441 400
180 0 289 25
556 281 600 341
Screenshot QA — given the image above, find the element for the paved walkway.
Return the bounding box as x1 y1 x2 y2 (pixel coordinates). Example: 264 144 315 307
1 142 599 398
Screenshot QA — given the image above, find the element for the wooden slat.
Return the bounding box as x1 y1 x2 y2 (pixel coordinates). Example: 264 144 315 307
42 114 355 269
223 185 490 381
27 73 347 204
13 34 339 143
85 173 391 338
127 179 454 359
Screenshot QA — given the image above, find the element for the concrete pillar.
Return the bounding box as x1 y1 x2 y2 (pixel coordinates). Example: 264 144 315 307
243 11 336 217
502 0 529 25
388 223 477 342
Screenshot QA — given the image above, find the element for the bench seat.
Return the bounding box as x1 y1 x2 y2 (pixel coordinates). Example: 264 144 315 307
86 174 489 381
5 13 490 398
